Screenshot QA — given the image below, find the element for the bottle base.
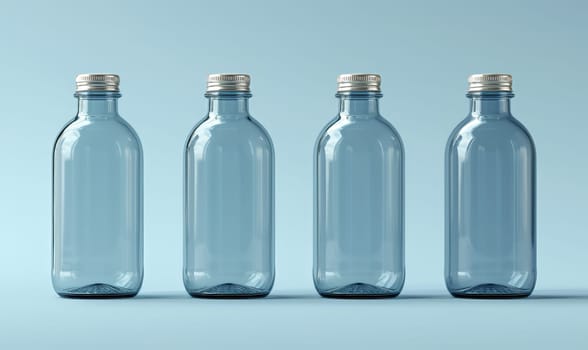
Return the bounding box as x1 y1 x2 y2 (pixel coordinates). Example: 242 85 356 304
187 283 270 298
450 283 532 299
318 283 400 299
57 283 138 298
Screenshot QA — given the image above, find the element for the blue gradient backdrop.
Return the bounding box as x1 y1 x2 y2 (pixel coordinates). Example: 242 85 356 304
0 0 586 348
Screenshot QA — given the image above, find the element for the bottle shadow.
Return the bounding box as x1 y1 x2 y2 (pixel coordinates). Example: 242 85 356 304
134 293 191 300
528 293 588 300
134 293 450 301
134 292 319 300
133 290 588 301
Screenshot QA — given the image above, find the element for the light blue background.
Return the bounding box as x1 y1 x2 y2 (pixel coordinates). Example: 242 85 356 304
1 0 587 348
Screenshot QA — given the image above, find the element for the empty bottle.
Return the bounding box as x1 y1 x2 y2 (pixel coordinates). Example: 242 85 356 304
184 74 274 297
445 74 536 298
52 74 143 298
314 74 405 298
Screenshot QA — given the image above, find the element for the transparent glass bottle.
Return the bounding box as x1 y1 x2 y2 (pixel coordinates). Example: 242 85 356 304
445 74 536 298
52 74 143 298
314 74 405 298
184 74 274 298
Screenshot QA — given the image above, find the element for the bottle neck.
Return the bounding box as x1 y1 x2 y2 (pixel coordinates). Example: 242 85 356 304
76 92 121 119
338 92 381 119
207 92 251 120
468 91 514 119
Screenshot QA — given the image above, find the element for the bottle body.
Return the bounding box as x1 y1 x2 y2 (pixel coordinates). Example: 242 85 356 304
445 90 536 298
184 89 274 297
314 89 405 297
52 88 143 297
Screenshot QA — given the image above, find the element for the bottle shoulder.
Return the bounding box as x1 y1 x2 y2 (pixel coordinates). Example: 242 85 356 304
316 115 404 150
186 115 273 150
447 115 535 151
54 116 142 151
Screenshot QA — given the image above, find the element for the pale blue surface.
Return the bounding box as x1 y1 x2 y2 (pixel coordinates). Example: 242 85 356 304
0 0 587 348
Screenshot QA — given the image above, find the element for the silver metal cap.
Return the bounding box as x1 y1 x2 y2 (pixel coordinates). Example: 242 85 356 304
337 73 381 92
75 73 120 92
207 73 250 92
468 73 512 92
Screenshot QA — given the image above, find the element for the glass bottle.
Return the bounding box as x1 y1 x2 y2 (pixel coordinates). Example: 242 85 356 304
184 74 274 297
314 74 405 298
445 74 536 298
52 74 143 298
